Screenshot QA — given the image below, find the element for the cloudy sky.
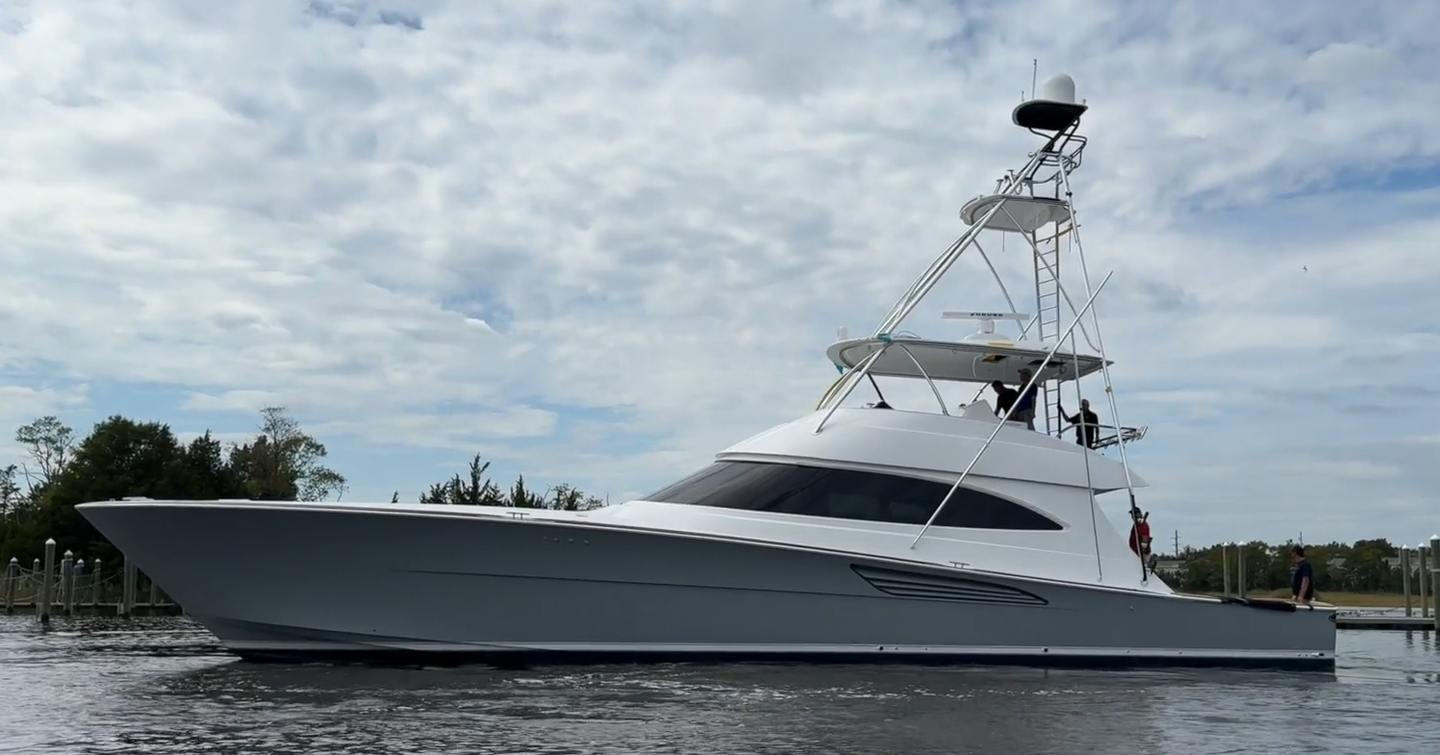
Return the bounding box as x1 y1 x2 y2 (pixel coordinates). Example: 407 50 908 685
2 0 1437 549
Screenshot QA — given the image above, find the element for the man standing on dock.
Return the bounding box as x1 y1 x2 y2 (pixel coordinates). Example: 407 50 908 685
1290 546 1314 605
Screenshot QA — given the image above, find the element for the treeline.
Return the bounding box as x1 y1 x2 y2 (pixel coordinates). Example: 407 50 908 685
417 454 604 511
1172 539 1414 594
0 410 603 564
0 408 346 563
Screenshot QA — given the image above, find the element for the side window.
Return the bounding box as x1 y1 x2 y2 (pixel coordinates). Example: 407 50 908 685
933 488 1062 530
648 462 1060 530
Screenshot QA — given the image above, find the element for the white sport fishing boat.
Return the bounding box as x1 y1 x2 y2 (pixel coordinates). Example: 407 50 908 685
80 74 1336 668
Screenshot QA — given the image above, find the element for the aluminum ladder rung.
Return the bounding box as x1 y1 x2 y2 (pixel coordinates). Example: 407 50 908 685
1033 234 1063 436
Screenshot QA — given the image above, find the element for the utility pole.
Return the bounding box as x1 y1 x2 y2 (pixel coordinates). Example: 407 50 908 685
1173 530 1180 558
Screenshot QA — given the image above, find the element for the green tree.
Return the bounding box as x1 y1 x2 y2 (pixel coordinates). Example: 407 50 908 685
508 474 543 508
26 416 190 559
0 464 25 519
544 483 604 511
169 432 244 500
418 454 605 510
1344 538 1396 592
228 407 346 501
1 409 349 562
420 455 503 505
14 415 73 497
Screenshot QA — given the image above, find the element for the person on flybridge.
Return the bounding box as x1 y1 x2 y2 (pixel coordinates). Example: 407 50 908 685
1060 399 1100 448
1012 368 1039 429
990 380 1019 418
990 370 1038 429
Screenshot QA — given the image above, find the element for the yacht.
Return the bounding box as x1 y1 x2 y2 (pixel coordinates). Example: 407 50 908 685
79 74 1336 668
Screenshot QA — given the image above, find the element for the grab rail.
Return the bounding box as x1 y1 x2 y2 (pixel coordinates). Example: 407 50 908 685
910 270 1113 548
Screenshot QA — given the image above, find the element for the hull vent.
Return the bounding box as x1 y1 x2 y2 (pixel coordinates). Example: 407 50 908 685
852 565 1048 607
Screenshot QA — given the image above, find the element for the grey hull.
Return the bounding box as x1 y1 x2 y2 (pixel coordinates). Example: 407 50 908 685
79 502 1336 669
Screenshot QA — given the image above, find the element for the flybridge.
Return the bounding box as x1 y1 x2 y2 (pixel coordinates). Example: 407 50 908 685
814 73 1148 565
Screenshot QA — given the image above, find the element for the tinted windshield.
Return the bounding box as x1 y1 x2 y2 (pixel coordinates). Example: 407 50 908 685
647 461 1061 530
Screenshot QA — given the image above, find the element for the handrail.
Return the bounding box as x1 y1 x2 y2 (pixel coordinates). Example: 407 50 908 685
1069 319 1103 581
1056 153 1145 583
873 122 1083 337
814 344 888 434
973 240 1020 329
910 270 1113 548
894 342 949 416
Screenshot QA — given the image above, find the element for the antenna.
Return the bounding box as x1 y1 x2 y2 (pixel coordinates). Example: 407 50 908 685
1031 58 1038 99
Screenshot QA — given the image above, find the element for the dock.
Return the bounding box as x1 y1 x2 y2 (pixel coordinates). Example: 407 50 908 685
3 540 182 622
1335 614 1435 630
1206 535 1440 632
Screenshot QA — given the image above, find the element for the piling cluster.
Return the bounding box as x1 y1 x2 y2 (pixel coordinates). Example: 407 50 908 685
2 538 178 621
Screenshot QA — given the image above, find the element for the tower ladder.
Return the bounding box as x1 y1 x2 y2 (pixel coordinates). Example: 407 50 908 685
1033 224 1064 436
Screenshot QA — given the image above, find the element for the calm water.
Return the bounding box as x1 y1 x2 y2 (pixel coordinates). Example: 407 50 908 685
2 617 1438 754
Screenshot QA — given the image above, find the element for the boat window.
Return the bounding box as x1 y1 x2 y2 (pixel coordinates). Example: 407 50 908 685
646 461 1061 530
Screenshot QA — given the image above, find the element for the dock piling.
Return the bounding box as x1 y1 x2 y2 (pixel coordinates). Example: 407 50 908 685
1237 541 1247 600
60 551 74 616
4 557 16 614
71 559 84 616
90 558 102 607
120 557 137 617
1402 547 1413 617
1431 536 1439 631
1420 546 1431 620
38 539 55 624
1221 542 1231 597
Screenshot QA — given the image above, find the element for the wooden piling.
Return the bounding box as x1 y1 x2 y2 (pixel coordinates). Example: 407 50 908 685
72 559 84 616
38 539 55 624
1431 536 1439 632
90 558 102 607
4 557 16 614
1221 543 1231 597
120 557 137 617
1237 542 1247 600
60 551 73 616
1421 547 1431 620
1402 547 1413 617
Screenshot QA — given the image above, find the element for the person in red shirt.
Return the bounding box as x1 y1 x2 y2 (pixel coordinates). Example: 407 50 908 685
1127 511 1152 557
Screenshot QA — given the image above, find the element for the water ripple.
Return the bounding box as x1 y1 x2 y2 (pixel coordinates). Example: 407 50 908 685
1 616 1436 754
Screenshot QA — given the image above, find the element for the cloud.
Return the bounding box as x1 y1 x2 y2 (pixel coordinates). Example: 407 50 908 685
0 382 89 460
311 407 559 451
0 1 1437 545
182 390 283 413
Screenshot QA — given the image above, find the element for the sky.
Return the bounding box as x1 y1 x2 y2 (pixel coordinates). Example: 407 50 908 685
1 0 1438 549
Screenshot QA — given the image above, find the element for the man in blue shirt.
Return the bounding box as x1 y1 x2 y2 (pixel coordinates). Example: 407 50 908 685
1013 368 1038 430
1290 545 1314 605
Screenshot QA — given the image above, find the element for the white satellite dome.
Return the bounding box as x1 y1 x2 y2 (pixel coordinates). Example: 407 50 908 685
1012 72 1088 131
